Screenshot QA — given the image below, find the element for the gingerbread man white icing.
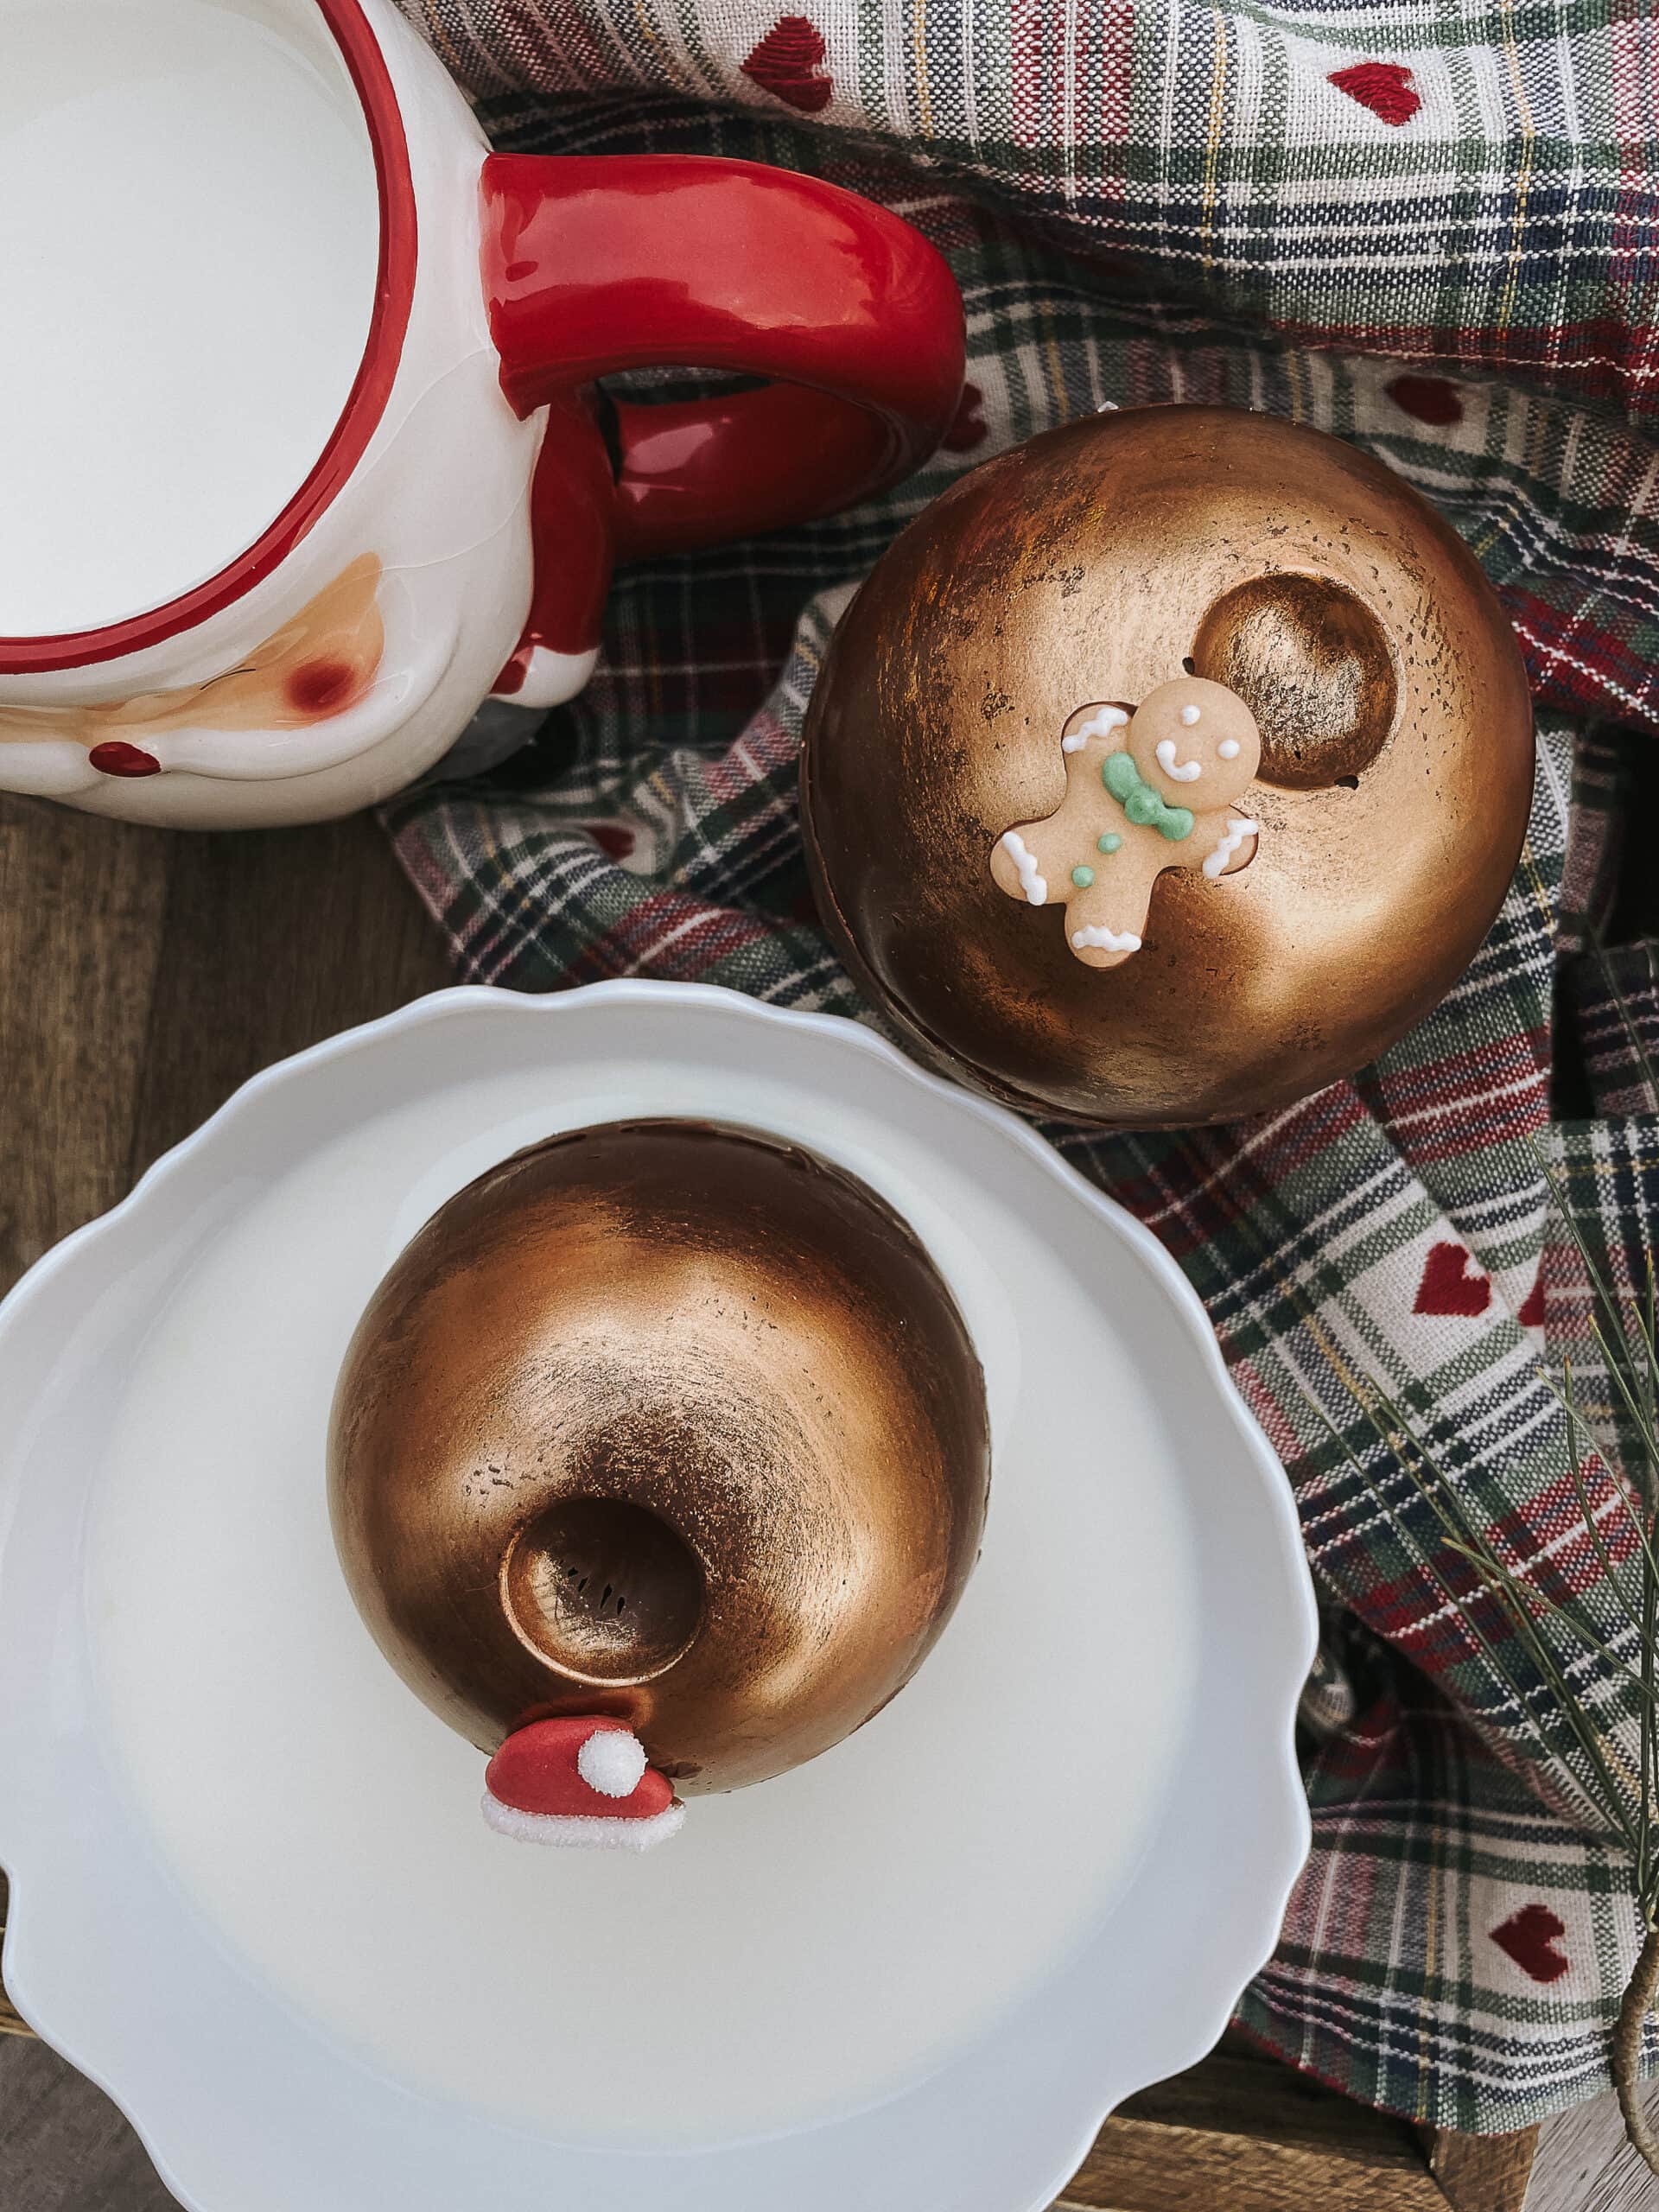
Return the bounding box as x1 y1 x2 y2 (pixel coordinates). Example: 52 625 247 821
989 677 1262 969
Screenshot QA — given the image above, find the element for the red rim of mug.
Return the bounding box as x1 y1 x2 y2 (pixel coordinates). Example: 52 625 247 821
0 0 419 676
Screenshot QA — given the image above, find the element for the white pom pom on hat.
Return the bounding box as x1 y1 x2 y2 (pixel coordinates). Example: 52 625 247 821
576 1726 650 1799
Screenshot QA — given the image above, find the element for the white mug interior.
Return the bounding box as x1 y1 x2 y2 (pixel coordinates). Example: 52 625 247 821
0 0 381 641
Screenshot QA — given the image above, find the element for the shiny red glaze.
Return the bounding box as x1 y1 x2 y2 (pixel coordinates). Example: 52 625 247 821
0 0 416 676
480 151 964 601
609 385 897 560
87 741 162 778
491 645 533 696
517 391 620 656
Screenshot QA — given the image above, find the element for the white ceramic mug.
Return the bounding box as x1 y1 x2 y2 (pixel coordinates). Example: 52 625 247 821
0 0 963 827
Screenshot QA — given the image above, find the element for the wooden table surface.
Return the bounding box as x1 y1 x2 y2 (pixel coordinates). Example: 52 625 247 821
0 791 1647 2212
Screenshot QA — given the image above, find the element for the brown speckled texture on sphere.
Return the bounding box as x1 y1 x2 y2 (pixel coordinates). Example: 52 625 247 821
328 1121 990 1796
800 404 1535 1127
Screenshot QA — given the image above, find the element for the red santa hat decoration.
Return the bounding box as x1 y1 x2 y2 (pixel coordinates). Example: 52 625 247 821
483 1717 686 1852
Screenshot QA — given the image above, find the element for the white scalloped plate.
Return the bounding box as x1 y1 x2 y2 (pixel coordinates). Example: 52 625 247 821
0 982 1314 2212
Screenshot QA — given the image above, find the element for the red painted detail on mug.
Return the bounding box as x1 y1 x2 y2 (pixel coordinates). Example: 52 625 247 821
286 658 359 716
741 16 833 112
943 382 988 452
585 821 637 861
492 645 531 696
1491 1904 1570 1983
1387 374 1464 426
88 741 162 778
1518 1268 1546 1328
1329 61 1421 126
1414 1241 1492 1318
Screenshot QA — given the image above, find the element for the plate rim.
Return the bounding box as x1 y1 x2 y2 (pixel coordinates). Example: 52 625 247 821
0 980 1318 2212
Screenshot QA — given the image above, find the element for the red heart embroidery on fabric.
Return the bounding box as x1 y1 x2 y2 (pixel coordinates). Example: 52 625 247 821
1491 1904 1570 1983
1386 374 1464 427
1518 1268 1546 1328
943 382 988 453
1329 61 1421 126
1414 1242 1492 1318
741 16 833 113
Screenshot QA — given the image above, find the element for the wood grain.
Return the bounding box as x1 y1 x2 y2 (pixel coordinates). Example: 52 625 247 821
1058 2121 1444 2211
0 800 448 1294
1115 2035 1432 2161
129 814 450 1179
0 796 171 1288
0 1881 26 2038
1524 2083 1659 2212
0 2033 179 2212
1058 2034 1445 2210
1424 2122 1543 2212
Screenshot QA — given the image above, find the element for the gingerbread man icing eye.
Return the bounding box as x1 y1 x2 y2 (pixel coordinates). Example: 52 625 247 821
988 677 1262 968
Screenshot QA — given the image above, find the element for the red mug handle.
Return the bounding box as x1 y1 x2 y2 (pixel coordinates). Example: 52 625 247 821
480 154 965 687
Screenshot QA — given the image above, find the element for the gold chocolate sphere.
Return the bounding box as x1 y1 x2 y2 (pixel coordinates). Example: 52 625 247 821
801 404 1535 1126
328 1121 990 1796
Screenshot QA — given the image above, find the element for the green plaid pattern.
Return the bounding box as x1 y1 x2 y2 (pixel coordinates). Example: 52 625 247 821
385 0 1659 2130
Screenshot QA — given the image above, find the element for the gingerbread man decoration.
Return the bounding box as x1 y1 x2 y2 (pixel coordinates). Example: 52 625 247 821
990 677 1262 968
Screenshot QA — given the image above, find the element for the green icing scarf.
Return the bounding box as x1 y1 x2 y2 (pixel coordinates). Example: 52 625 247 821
1102 751 1193 842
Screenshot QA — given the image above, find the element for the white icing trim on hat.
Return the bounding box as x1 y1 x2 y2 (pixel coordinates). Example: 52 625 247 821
1203 817 1258 879
1000 829 1047 905
481 1795 688 1852
576 1727 649 1799
1071 925 1141 953
1154 738 1203 782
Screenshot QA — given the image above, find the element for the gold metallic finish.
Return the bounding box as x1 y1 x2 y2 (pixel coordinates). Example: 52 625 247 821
328 1120 990 1796
1190 573 1398 791
800 404 1535 1128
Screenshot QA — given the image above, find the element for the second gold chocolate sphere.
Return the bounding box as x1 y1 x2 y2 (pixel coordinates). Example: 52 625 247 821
328 1120 990 1796
801 404 1535 1127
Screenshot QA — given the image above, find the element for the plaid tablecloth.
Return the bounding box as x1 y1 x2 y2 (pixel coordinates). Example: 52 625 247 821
386 0 1659 2132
